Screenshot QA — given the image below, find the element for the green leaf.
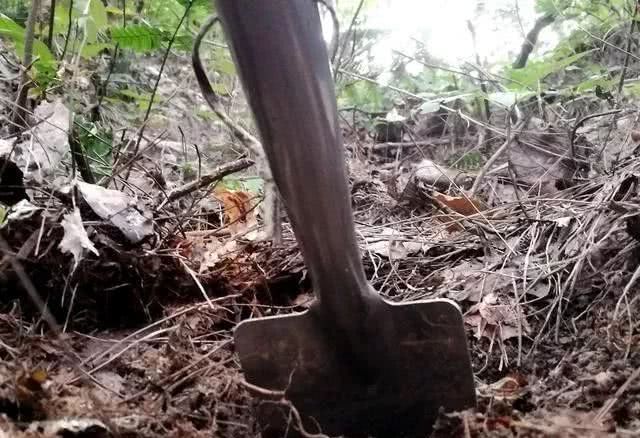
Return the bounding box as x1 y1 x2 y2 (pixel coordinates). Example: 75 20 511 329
80 42 113 58
506 51 588 89
241 177 264 194
625 82 640 97
110 24 165 52
487 91 535 108
574 75 617 93
76 120 113 178
105 6 124 15
88 0 108 30
0 14 56 77
76 0 108 43
213 48 236 76
172 33 194 51
218 177 263 194
53 3 71 34
142 0 186 30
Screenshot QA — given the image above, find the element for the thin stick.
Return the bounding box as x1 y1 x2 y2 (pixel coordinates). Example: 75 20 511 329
470 113 525 196
595 366 640 423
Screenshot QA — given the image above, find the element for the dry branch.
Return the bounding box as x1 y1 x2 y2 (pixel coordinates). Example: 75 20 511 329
158 157 254 207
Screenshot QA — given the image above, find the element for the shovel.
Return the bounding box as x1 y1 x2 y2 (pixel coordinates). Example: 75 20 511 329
213 1 476 436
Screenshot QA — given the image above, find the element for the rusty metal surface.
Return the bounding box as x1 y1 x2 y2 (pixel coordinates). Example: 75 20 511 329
213 0 476 436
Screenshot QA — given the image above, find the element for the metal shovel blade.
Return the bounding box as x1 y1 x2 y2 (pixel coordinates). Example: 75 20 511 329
235 298 476 438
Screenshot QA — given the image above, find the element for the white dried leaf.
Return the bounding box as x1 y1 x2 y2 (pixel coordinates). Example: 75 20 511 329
554 217 572 227
417 100 441 114
77 181 153 243
365 227 425 259
384 108 406 122
15 99 70 182
59 208 99 269
6 200 41 222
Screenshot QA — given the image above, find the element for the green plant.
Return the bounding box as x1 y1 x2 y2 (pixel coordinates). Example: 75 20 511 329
75 119 113 178
219 176 263 195
0 13 56 81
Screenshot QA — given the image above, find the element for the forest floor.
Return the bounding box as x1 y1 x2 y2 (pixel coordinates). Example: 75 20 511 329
1 47 640 438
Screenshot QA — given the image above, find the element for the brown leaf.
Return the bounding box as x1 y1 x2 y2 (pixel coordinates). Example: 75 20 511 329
213 188 258 234
477 373 527 401
432 191 487 231
433 192 486 216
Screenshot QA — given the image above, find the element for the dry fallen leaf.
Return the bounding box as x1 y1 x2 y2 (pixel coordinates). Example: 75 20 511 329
59 208 99 269
15 99 70 182
178 231 240 274
464 293 530 341
433 192 486 216
365 227 425 259
554 216 572 227
213 188 258 235
78 181 153 243
477 372 528 401
292 292 315 308
431 191 487 231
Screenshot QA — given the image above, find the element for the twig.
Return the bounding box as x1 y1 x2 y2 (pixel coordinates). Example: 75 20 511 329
180 259 215 310
571 109 622 158
613 262 640 322
239 379 330 438
156 157 253 209
371 139 449 151
0 235 122 436
10 0 41 133
595 366 640 424
617 1 639 96
95 44 119 113
338 69 425 100
46 0 56 50
394 50 489 83
466 20 490 121
333 0 363 77
129 0 194 179
60 0 73 61
470 113 525 196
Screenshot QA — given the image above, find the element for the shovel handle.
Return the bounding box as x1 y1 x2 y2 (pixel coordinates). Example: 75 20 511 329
215 0 378 324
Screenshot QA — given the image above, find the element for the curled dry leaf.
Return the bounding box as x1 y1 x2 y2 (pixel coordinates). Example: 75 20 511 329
177 232 239 274
477 372 528 401
464 293 530 341
431 191 487 231
213 187 258 236
59 208 99 269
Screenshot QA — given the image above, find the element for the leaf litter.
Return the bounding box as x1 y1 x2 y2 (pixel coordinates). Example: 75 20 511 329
2 53 640 438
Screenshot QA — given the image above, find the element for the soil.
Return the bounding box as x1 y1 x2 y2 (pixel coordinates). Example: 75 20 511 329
2 45 640 438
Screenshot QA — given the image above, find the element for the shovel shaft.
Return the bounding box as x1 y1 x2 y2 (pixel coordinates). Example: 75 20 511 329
215 0 377 324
